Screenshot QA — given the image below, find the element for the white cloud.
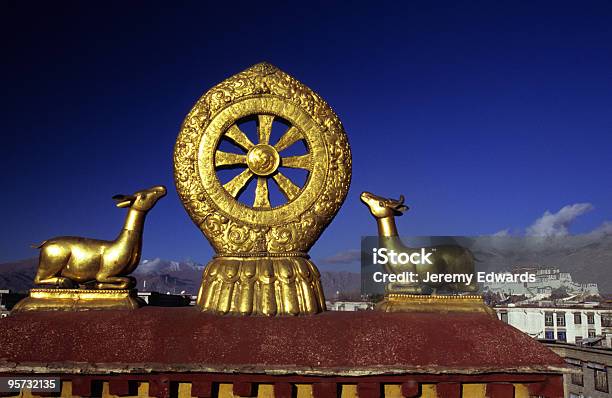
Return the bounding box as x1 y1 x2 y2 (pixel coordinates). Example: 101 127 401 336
526 203 593 237
493 229 510 237
588 221 612 237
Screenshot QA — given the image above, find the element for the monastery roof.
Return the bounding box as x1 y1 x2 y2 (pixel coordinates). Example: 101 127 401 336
0 307 566 376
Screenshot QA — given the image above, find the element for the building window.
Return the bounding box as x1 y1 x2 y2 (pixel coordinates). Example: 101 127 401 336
556 313 566 327
602 314 612 328
587 313 595 324
588 329 596 338
566 358 583 386
557 330 567 342
500 312 508 323
545 330 554 340
571 366 583 386
573 313 582 324
594 368 608 392
545 312 554 327
575 336 583 344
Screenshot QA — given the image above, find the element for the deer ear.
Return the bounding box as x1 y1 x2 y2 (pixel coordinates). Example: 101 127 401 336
392 204 408 215
113 194 135 208
398 195 405 204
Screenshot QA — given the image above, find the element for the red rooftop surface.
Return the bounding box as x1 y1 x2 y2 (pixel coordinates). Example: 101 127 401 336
0 307 565 376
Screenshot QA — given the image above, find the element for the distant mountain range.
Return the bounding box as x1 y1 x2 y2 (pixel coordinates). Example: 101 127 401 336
0 258 37 293
3 234 608 296
0 258 361 298
133 258 204 294
468 234 612 293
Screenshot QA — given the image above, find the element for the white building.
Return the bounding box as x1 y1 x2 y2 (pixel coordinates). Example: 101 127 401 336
326 301 374 311
495 305 612 348
484 267 600 298
0 289 10 318
545 341 612 398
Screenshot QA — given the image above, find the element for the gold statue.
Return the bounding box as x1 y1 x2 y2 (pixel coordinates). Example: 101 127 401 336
33 185 167 289
174 63 351 316
360 191 477 294
12 186 166 312
361 191 492 314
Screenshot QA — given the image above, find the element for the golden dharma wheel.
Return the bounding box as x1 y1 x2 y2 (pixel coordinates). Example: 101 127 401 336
174 63 351 315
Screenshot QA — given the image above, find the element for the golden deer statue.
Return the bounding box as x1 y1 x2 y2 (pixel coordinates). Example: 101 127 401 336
360 191 477 294
32 185 167 290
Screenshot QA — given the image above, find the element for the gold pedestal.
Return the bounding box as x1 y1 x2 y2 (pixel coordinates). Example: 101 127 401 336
197 255 326 316
376 294 495 315
11 289 143 313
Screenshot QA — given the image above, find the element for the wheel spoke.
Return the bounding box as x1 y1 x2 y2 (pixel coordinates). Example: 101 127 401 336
274 126 303 152
223 169 254 198
215 151 246 168
273 172 301 201
282 154 312 171
253 177 271 208
257 115 274 144
224 125 255 151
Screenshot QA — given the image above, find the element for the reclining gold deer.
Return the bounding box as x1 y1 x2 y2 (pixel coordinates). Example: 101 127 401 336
361 191 477 294
33 185 166 290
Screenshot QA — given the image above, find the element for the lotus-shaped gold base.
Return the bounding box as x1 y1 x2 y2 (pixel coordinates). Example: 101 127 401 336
197 256 325 316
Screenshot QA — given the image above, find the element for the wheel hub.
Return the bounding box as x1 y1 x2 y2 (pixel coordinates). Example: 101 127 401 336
246 144 280 176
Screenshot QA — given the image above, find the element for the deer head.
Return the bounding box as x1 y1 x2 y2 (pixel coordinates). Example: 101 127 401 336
360 191 409 219
113 185 167 212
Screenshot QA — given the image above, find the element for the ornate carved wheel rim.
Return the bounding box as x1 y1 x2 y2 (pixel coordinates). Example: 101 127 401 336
175 63 351 253
198 96 328 227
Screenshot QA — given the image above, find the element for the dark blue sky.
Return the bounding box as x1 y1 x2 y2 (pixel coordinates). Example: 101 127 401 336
2 1 611 269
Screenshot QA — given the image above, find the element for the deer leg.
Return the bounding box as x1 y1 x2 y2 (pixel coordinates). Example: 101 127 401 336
34 246 76 288
95 275 135 290
35 276 76 288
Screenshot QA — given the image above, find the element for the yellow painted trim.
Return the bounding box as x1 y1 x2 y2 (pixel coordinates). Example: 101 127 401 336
101 382 112 398
341 384 357 398
296 383 313 398
137 382 149 398
513 383 529 398
383 384 403 398
178 382 192 398
5 379 535 398
421 384 436 398
462 384 486 397
18 389 33 398
219 383 235 398
258 384 275 398
60 381 73 398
